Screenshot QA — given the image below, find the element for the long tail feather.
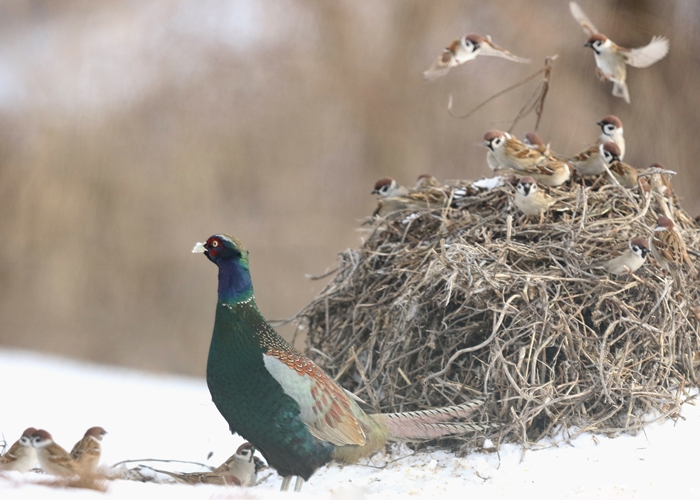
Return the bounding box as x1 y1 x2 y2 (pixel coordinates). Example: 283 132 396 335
371 398 491 441
383 420 492 441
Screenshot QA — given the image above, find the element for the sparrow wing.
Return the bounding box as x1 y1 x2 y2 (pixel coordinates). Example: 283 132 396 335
263 349 368 447
653 231 684 267
622 36 669 68
478 39 531 63
569 145 598 162
423 50 456 81
569 2 599 37
0 441 22 463
510 139 547 166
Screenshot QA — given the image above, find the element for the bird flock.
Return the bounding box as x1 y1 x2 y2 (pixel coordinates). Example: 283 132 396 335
1 1 686 495
0 427 106 477
372 2 688 281
0 425 264 487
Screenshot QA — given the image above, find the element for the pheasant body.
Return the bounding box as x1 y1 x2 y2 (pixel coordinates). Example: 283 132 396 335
195 234 488 487
207 299 335 480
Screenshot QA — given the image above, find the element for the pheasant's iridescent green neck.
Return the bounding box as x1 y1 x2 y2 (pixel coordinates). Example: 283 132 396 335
217 258 254 305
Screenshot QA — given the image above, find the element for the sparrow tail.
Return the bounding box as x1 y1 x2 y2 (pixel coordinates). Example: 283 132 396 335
612 81 630 104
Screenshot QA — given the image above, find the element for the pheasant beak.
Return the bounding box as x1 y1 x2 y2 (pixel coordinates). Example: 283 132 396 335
192 242 207 254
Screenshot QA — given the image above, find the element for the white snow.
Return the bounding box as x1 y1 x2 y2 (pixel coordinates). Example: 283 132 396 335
1 348 700 499
473 176 505 190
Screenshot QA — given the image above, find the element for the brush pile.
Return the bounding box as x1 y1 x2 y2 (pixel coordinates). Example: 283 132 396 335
296 177 700 452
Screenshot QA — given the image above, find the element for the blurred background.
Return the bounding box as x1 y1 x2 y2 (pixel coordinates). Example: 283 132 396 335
1 0 699 376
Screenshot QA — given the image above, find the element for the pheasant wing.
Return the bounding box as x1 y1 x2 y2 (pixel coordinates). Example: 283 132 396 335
263 349 368 447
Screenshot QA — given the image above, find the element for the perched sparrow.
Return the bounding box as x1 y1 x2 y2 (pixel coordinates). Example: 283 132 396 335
31 430 79 477
371 178 408 198
650 216 697 277
570 2 669 103
514 176 554 226
484 130 547 171
0 427 38 472
424 33 530 81
569 142 610 177
373 190 448 218
523 132 549 155
598 141 638 188
642 163 676 197
213 442 263 487
607 160 639 189
153 442 265 487
597 115 625 159
70 427 107 474
485 130 570 186
586 237 650 275
413 174 442 190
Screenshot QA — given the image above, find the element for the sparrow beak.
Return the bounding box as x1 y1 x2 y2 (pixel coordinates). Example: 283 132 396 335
584 42 591 47
192 242 207 254
596 121 603 126
371 189 378 194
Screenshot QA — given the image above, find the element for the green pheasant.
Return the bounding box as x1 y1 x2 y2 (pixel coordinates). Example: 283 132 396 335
194 234 488 491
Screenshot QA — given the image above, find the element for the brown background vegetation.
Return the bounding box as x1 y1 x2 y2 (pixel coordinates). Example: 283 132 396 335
1 0 699 375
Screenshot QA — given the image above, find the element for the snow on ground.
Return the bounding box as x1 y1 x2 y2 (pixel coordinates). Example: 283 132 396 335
1 348 700 499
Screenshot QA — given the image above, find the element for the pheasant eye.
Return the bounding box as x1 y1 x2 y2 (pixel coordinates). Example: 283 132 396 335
211 240 219 247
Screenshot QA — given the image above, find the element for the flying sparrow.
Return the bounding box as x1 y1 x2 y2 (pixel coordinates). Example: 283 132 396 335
514 176 554 226
0 427 38 472
371 178 408 198
70 427 107 474
586 237 650 275
570 2 669 104
597 115 625 159
31 430 79 477
650 216 697 278
424 33 530 81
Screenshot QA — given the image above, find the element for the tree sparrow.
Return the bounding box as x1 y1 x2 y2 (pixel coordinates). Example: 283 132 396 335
596 115 625 159
413 174 442 190
371 178 408 198
70 427 107 474
598 142 638 188
569 141 612 177
213 442 263 487
30 430 79 477
424 33 530 81
153 442 265 486
484 130 547 171
514 176 554 226
0 428 38 472
586 237 650 275
650 216 697 278
486 130 570 186
523 132 549 155
570 2 669 103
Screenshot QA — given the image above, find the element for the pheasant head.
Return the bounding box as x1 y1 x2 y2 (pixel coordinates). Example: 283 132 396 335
193 234 253 304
